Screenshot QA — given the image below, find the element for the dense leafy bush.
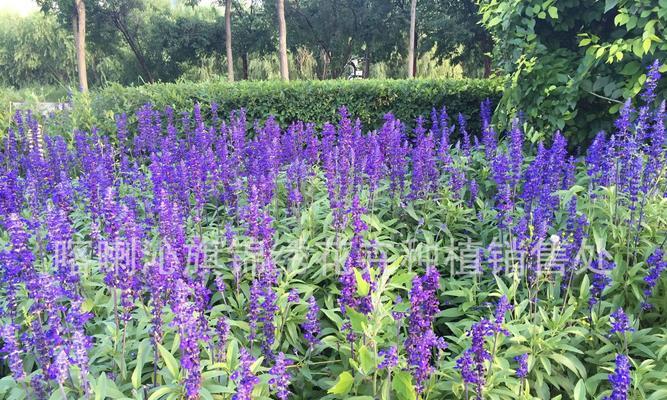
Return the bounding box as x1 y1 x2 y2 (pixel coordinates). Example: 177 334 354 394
0 63 666 400
480 0 667 145
76 78 503 134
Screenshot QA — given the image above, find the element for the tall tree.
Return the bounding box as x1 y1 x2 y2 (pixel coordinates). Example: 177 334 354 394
408 0 416 78
418 0 493 78
277 0 289 80
74 0 88 91
225 0 234 81
233 0 274 80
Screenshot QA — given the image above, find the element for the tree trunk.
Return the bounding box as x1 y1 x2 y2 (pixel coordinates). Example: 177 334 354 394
483 55 491 78
225 0 234 82
277 0 289 81
113 17 154 83
408 0 417 78
242 52 249 80
74 0 88 92
363 49 370 78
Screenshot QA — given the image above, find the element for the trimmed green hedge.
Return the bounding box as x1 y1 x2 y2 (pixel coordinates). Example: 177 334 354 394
76 78 503 133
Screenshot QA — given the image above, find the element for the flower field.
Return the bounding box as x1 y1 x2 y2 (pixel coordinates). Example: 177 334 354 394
0 62 666 400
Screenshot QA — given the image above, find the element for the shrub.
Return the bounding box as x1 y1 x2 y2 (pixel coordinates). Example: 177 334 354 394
74 78 503 133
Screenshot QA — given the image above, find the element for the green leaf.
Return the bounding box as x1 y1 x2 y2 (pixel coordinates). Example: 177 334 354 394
158 343 180 380
359 345 376 374
132 339 151 389
604 0 618 13
642 38 652 54
327 371 354 395
547 6 558 19
549 354 587 378
392 371 416 400
574 379 587 400
148 386 175 400
354 268 370 297
348 309 367 332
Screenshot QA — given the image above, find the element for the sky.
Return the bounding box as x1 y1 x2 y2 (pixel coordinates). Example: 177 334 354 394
0 0 38 16
0 0 223 16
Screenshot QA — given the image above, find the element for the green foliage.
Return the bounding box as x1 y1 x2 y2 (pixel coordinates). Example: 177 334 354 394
76 78 503 132
418 0 493 78
0 12 76 87
480 0 667 146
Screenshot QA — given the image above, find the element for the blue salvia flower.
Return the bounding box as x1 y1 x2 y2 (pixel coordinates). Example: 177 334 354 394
0 323 25 381
53 348 70 386
641 60 662 104
643 249 666 306
468 179 479 208
410 117 438 198
287 289 300 303
215 317 230 362
603 354 631 400
458 113 471 157
378 346 398 369
456 319 495 400
231 348 260 400
609 308 634 335
493 295 513 335
589 258 616 308
248 280 262 342
301 296 321 347
378 114 408 198
269 352 293 400
641 101 665 195
405 267 445 393
491 153 513 229
171 280 205 399
587 131 613 189
515 353 529 379
509 118 523 188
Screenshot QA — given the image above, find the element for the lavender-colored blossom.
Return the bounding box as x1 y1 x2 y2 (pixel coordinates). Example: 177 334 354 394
493 295 513 335
589 258 616 308
456 319 495 400
301 296 321 347
0 323 25 381
609 308 634 335
378 114 408 198
509 118 523 188
269 352 293 400
231 348 260 400
171 280 205 399
515 353 529 379
405 267 445 393
410 117 438 198
378 346 398 369
641 60 662 104
491 153 513 228
603 354 631 400
458 113 471 157
643 249 666 303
